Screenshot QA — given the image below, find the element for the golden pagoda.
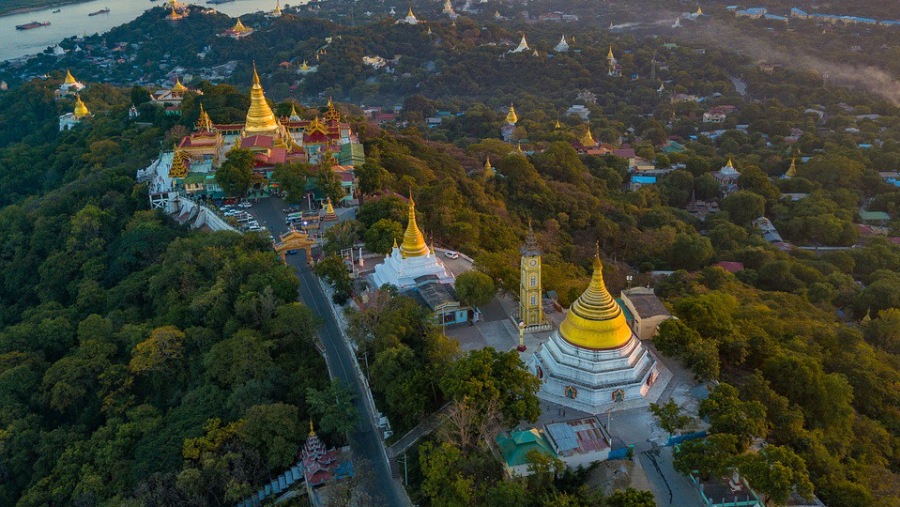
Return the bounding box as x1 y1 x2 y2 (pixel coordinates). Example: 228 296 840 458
555 120 562 129
195 102 215 132
580 128 596 147
323 197 338 222
64 69 77 85
607 46 615 61
785 156 797 178
400 195 429 258
484 156 492 172
243 65 280 136
300 60 310 71
323 97 341 122
172 78 188 93
309 420 315 436
169 145 190 179
505 104 518 125
289 103 301 121
516 142 524 154
696 5 703 16
558 247 631 349
166 6 184 20
273 0 282 16
232 18 251 34
73 94 90 119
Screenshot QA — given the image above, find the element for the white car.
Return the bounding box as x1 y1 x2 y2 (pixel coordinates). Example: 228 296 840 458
444 250 459 259
238 202 252 208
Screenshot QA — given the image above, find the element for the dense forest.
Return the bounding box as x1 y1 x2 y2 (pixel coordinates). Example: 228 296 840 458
0 3 898 506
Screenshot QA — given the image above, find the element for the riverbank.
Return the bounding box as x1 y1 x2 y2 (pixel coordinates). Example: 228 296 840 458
0 0 94 18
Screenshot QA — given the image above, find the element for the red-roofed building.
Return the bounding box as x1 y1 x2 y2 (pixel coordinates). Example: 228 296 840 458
715 261 744 273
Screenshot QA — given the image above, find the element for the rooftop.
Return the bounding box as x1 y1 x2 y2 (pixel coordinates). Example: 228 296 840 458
622 287 670 319
544 417 610 457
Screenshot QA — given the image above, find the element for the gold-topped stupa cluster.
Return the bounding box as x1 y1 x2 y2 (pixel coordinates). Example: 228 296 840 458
557 245 632 350
400 196 430 258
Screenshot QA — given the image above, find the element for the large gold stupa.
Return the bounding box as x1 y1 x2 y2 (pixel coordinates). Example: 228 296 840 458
243 65 279 135
558 249 632 349
400 196 429 258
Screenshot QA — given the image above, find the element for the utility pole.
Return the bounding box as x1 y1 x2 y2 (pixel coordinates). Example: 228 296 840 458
650 49 657 81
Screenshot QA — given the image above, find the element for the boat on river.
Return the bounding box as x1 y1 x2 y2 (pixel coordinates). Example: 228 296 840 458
88 8 111 16
15 21 51 30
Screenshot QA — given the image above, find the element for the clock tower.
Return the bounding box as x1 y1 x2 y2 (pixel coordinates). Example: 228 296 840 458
519 222 544 328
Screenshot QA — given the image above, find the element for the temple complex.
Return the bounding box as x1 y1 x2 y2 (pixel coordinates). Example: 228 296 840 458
501 104 518 142
372 196 455 290
143 65 363 204
443 0 458 19
512 35 530 53
59 94 91 131
607 47 621 77
56 70 85 97
222 18 254 38
150 77 200 113
528 246 665 413
398 6 420 25
713 158 740 195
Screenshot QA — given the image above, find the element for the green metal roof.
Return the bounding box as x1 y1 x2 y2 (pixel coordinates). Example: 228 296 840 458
859 211 890 222
495 429 557 467
616 298 634 324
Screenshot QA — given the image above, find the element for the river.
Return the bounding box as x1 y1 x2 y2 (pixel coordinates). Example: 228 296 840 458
0 0 297 62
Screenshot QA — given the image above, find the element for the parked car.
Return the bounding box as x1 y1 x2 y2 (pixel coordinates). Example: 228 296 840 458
444 250 459 259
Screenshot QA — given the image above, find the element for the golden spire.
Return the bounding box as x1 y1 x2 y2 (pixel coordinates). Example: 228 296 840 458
64 69 77 85
172 77 187 93
400 195 429 258
506 104 518 125
516 142 524 154
555 120 562 129
607 46 615 60
726 157 734 168
696 5 703 15
325 197 335 215
392 237 399 250
484 156 492 171
274 0 281 14
73 94 90 119
244 64 279 135
407 5 415 17
580 127 596 147
785 155 797 178
195 102 214 132
289 103 301 120
233 18 250 33
300 60 310 71
309 420 315 436
558 243 632 350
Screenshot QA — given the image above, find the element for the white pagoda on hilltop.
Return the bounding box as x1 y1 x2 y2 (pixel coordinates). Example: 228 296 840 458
371 196 455 290
528 246 666 413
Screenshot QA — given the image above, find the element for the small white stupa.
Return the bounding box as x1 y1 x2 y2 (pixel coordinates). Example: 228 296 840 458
554 35 569 52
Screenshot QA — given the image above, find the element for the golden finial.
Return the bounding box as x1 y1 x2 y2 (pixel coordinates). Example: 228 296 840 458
505 103 518 125
309 420 315 436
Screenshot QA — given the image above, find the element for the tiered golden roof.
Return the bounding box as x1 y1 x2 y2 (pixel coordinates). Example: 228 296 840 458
323 97 341 122
305 116 328 135
172 78 188 93
73 94 90 119
506 104 518 124
169 145 189 178
195 102 215 132
558 246 632 350
244 65 279 135
400 195 429 258
64 69 77 85
580 128 596 147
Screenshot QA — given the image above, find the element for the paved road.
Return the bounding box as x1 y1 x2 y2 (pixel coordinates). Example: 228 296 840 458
638 446 705 507
251 198 408 507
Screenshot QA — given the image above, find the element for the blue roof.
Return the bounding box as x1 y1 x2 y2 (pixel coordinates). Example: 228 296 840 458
765 14 788 21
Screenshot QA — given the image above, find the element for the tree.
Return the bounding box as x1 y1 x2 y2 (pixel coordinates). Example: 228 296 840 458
684 338 720 381
654 318 701 357
700 383 767 449
323 220 361 256
239 403 302 469
440 348 541 430
738 445 814 505
650 399 692 437
864 308 900 353
271 161 312 203
668 233 713 271
306 380 358 441
606 488 657 507
454 271 496 308
128 325 186 376
313 254 353 302
364 218 402 254
215 148 254 197
722 190 765 226
673 433 740 480
419 442 476 507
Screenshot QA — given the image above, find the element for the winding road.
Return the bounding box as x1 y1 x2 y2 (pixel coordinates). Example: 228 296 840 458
251 197 409 507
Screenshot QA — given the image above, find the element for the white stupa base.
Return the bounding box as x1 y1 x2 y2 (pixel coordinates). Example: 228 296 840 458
529 332 666 414
371 246 455 290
